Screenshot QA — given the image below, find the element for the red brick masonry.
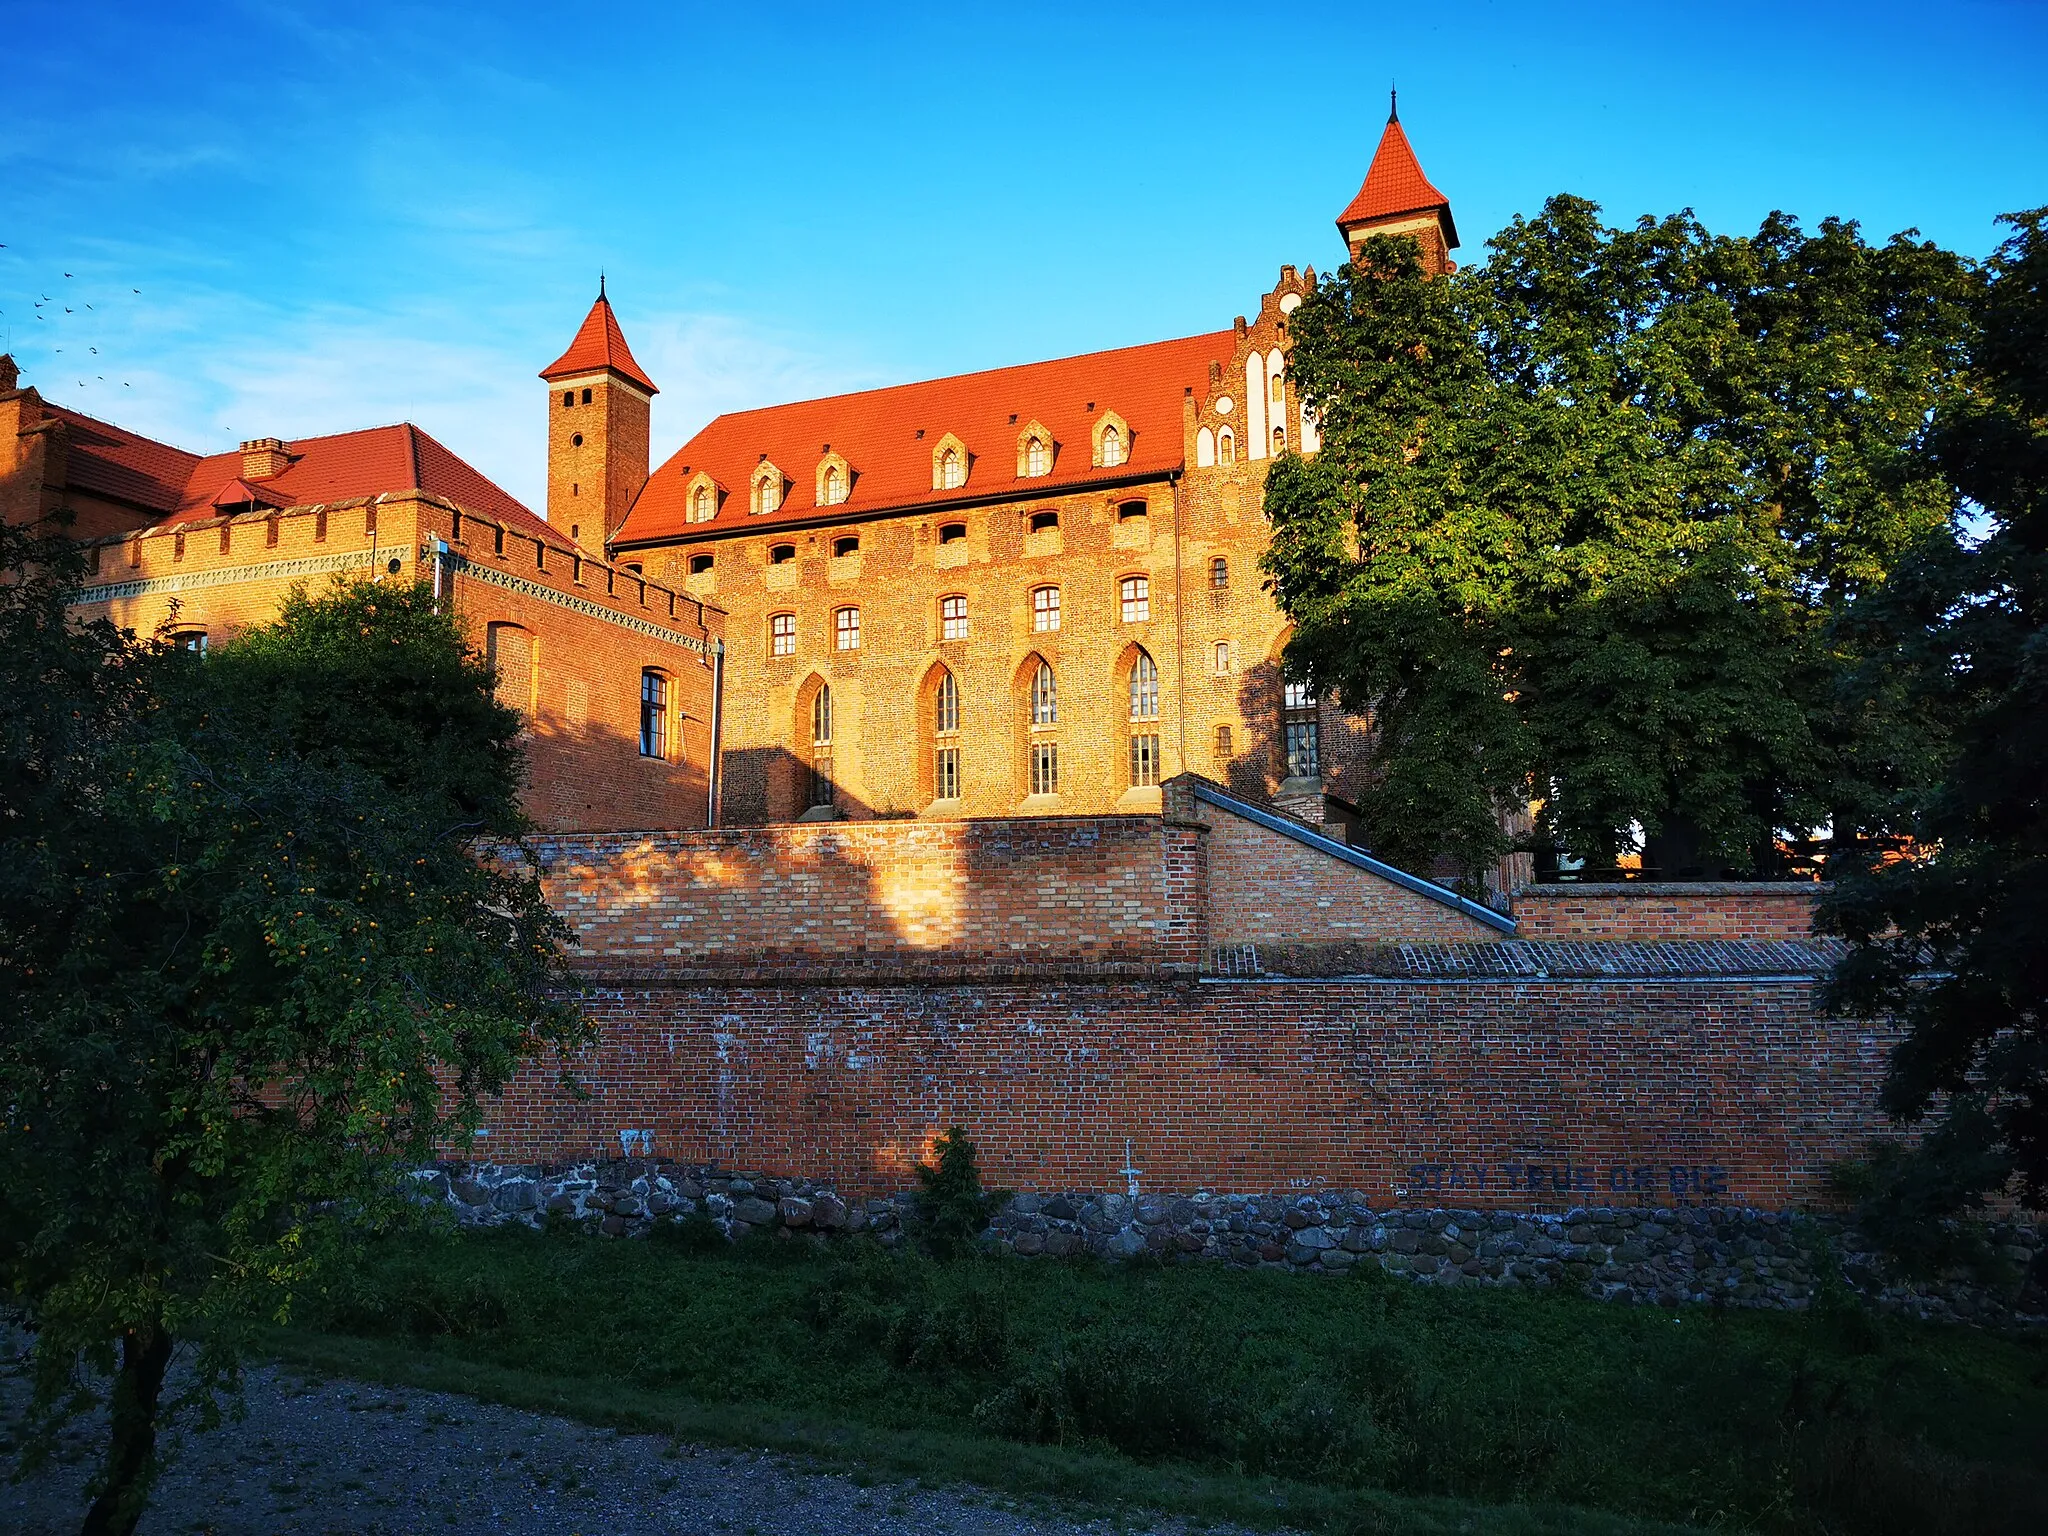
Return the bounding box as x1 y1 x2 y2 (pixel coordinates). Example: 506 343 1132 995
1512 883 1823 943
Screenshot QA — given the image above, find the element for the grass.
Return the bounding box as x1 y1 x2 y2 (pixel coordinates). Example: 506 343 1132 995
281 1224 2048 1535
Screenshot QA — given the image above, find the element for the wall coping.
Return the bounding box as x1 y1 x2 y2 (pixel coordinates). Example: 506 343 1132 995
524 812 1169 853
1188 780 1517 935
1517 882 1828 900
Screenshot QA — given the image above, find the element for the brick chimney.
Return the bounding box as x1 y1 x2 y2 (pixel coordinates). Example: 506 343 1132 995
0 354 19 393
240 437 290 480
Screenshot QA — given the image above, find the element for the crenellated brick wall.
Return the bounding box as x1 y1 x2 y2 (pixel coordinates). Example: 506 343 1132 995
1511 883 1823 943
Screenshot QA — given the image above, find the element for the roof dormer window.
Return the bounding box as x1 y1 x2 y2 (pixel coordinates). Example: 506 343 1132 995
1101 425 1125 467
1091 410 1132 469
1026 438 1047 475
1014 419 1055 479
751 460 787 516
685 471 724 523
690 486 713 522
815 450 853 507
931 432 970 491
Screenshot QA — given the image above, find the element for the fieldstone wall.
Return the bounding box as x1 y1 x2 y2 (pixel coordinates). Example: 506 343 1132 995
420 1160 2047 1327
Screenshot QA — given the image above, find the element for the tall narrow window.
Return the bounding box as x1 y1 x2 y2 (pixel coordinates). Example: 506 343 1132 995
1026 437 1047 476
1101 424 1125 467
1129 733 1159 787
1270 371 1284 406
1031 741 1059 796
1219 429 1236 465
755 475 782 515
940 594 968 641
933 669 960 800
640 670 668 758
770 612 796 656
486 622 532 715
1128 649 1159 721
940 448 963 489
1031 661 1058 726
1032 585 1060 632
822 465 844 505
690 486 714 522
1215 723 1234 758
1213 639 1231 674
1120 575 1149 623
1211 555 1229 588
810 685 834 809
836 606 861 651
1283 680 1320 778
1273 425 1286 453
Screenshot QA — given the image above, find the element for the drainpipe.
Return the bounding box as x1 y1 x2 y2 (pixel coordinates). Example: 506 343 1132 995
1169 468 1186 777
706 638 725 828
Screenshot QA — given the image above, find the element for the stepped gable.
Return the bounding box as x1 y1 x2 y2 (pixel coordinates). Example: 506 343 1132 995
540 287 659 395
614 329 1232 546
1335 96 1459 249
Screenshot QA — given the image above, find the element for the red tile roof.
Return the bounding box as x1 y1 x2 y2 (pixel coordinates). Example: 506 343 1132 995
47 405 559 546
1335 110 1459 249
539 291 658 395
614 329 1234 547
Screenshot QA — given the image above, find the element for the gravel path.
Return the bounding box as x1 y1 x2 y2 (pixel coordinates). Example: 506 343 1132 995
3 1350 1223 1536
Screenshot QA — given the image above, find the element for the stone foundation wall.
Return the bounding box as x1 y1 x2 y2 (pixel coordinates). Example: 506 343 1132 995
421 1160 2046 1327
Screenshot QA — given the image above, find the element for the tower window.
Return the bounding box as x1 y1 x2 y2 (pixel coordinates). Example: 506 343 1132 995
1213 639 1231 674
562 391 574 408
1101 424 1126 467
581 387 592 404
640 670 668 759
1120 575 1149 623
689 553 714 574
940 594 968 641
1284 680 1320 778
938 521 967 544
1215 724 1234 757
833 534 860 557
1028 509 1059 533
769 543 796 564
836 606 861 651
1032 585 1060 632
770 612 796 656
1211 556 1228 588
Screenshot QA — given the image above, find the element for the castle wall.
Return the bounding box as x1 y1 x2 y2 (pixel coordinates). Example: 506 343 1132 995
1512 883 1822 943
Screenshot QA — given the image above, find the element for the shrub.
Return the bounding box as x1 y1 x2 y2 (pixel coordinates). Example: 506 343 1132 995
913 1126 1006 1260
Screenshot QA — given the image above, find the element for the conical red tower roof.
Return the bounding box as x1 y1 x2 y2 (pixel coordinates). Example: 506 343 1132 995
540 283 659 395
1335 98 1459 250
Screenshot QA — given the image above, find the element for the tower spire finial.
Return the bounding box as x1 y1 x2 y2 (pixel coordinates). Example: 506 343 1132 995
1389 86 1398 124
598 271 607 301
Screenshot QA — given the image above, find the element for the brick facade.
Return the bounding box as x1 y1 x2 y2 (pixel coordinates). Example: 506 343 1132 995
1512 884 1823 943
470 974 1889 1211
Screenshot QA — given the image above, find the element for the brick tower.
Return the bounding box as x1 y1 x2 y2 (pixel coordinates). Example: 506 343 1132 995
540 279 658 548
1334 93 1460 276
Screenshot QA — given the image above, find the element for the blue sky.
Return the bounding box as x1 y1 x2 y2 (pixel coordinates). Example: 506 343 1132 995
5 1 2043 510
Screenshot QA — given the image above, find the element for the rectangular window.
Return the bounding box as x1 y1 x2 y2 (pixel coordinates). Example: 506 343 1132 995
1030 741 1059 796
1032 586 1060 632
934 746 960 801
941 594 968 641
1213 640 1231 675
1120 575 1149 623
1284 680 1316 710
1215 724 1234 758
1285 720 1321 778
640 670 667 758
836 606 861 650
1129 733 1160 787
1211 556 1228 588
770 613 796 657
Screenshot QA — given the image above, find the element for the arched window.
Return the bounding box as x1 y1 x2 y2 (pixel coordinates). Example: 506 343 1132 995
1101 424 1125 467
689 553 714 574
486 622 532 714
1031 661 1058 726
760 477 782 514
1025 437 1047 476
940 447 963 489
1273 425 1286 453
932 668 961 800
1213 639 1231 675
822 465 844 505
1218 429 1236 465
1120 574 1149 623
1129 649 1159 721
581 388 592 405
640 669 668 759
1032 585 1060 632
562 391 574 409
769 542 796 564
833 534 860 557
1028 508 1059 533
1270 371 1283 406
689 485 714 523
809 684 835 809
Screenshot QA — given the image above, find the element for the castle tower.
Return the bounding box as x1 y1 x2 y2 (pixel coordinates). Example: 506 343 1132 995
1334 94 1460 276
540 280 659 548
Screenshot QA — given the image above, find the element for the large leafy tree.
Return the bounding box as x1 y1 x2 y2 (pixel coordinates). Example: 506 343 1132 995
0 549 584 1536
1263 201 1976 878
1819 210 2048 1214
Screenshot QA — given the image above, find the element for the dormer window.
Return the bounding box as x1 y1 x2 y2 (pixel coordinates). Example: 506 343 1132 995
685 472 724 523
769 543 797 564
938 521 967 545
691 486 714 522
833 534 860 557
1101 425 1125 467
751 460 787 515
931 432 970 491
1015 419 1056 479
1028 509 1059 533
1026 437 1047 475
816 450 853 507
1090 410 1132 469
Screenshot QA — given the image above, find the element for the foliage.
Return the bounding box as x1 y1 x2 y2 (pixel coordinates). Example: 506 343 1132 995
0 563 585 1534
1819 209 2048 1216
1263 203 1977 878
304 1227 2048 1535
913 1126 1006 1260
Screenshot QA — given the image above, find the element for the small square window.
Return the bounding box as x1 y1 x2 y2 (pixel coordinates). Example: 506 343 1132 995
1032 586 1060 632
770 613 796 657
941 595 968 641
836 606 861 651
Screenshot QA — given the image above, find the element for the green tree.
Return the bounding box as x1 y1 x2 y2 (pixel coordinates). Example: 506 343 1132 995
0 560 585 1536
914 1126 1006 1259
1819 209 2048 1213
1263 201 1976 879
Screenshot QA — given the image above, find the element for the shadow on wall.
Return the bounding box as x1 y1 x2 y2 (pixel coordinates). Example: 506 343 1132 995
719 742 881 826
514 708 714 834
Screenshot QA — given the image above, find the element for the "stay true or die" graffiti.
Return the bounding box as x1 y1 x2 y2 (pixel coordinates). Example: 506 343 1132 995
1401 1160 1731 1203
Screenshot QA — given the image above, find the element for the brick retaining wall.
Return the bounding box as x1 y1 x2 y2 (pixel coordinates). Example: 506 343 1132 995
1511 882 1823 943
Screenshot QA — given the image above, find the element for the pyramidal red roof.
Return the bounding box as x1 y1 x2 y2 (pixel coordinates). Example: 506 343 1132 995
614 329 1233 547
1335 102 1458 248
539 287 658 395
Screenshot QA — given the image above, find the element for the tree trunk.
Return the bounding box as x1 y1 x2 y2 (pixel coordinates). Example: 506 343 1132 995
79 1324 173 1536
